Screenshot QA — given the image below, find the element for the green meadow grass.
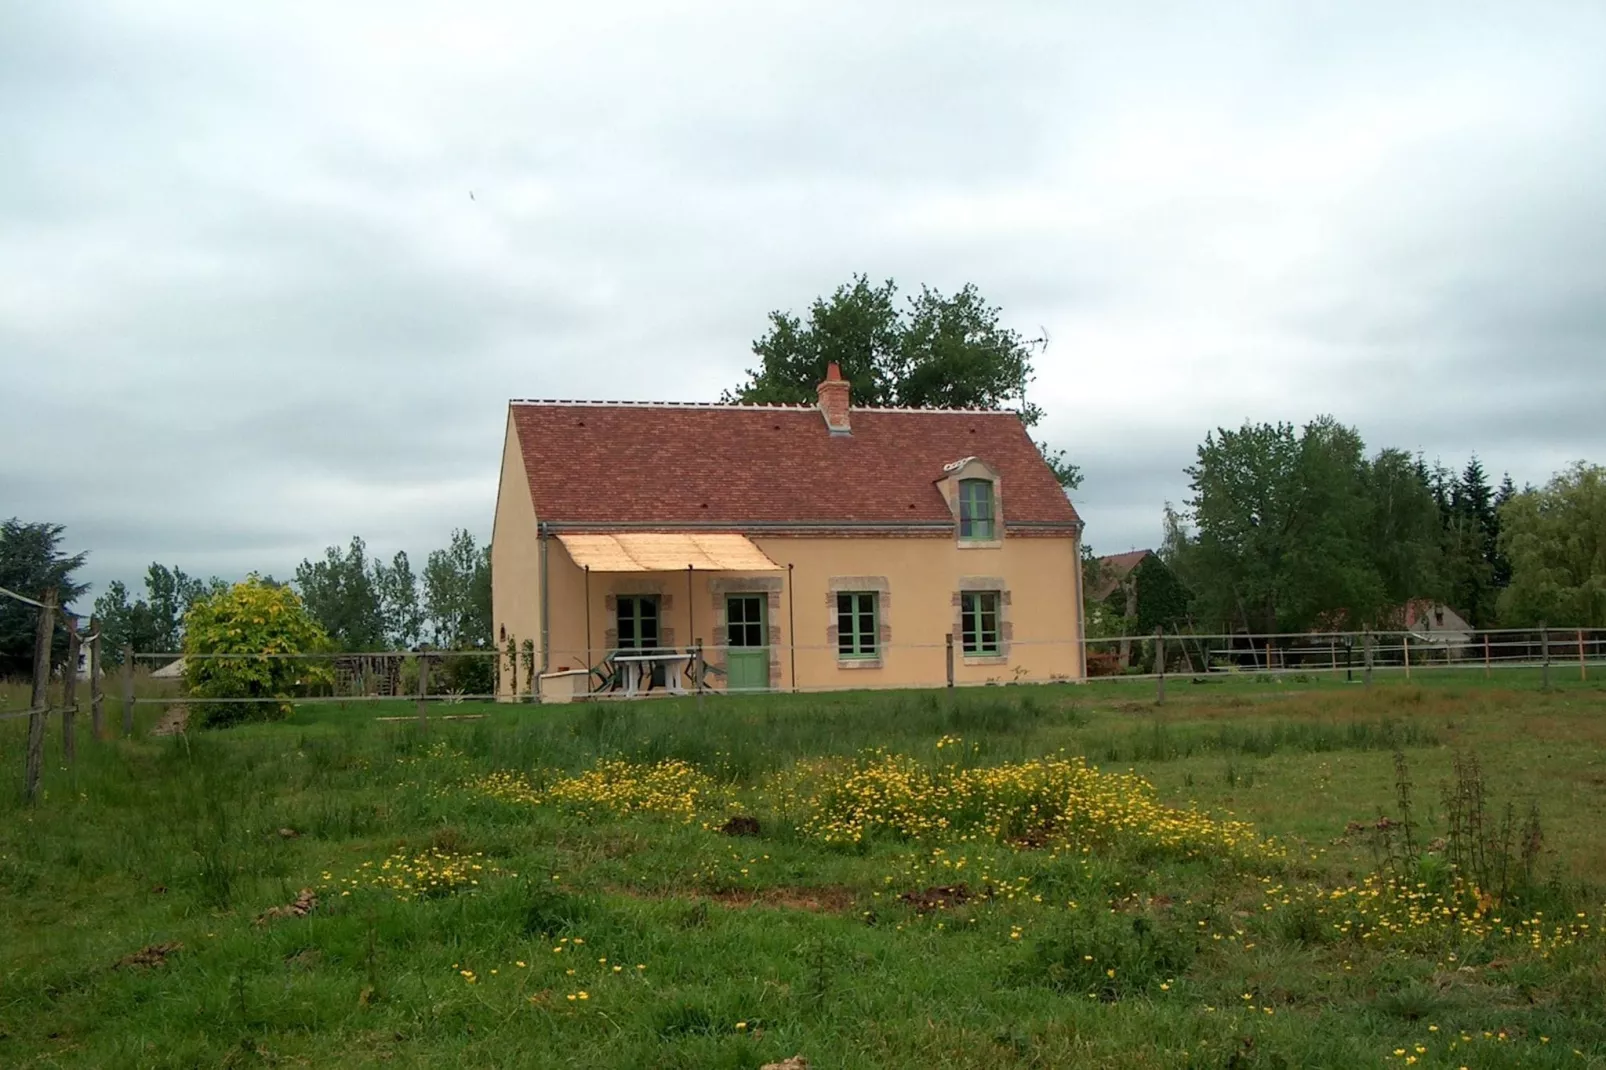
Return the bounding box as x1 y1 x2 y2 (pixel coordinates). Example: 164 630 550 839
2 676 1605 1068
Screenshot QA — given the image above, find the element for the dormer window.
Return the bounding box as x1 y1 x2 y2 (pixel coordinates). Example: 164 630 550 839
959 479 995 540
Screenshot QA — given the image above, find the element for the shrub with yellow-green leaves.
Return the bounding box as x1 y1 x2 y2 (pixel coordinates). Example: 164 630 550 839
183 576 333 727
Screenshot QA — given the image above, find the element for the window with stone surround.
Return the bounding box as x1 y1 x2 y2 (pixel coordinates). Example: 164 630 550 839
836 592 879 658
960 591 1001 654
953 577 1011 663
826 576 890 668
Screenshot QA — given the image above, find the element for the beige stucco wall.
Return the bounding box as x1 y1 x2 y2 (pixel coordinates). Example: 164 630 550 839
490 411 542 699
753 534 1083 689
528 531 1083 693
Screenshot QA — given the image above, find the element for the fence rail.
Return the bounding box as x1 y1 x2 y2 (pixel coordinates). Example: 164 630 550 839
1084 626 1606 684
7 590 1604 801
32 626 1606 708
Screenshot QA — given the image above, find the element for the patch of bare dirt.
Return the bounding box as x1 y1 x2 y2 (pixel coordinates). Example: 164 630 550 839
710 886 855 913
762 1058 809 1070
1112 893 1174 914
899 884 972 913
610 884 855 913
115 942 182 969
718 815 762 837
1011 822 1059 850
256 889 317 925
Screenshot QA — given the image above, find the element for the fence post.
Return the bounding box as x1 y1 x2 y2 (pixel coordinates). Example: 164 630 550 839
416 654 430 728
62 616 80 767
1155 627 1166 705
1403 634 1411 680
26 589 57 803
1540 624 1551 690
89 616 104 739
1483 633 1491 678
694 638 704 711
945 633 955 689
1580 628 1588 682
121 644 135 737
1363 626 1373 688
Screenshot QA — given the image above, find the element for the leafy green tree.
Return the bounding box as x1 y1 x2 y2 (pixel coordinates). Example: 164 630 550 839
1497 462 1606 627
1434 457 1507 626
93 581 159 663
1081 542 1108 609
1364 449 1445 610
1178 419 1379 633
0 519 88 676
373 550 423 648
92 565 225 662
1130 554 1192 634
1492 474 1518 587
294 537 385 650
183 577 334 727
1171 419 1455 633
724 275 1080 488
145 564 223 651
424 530 492 649
424 530 493 694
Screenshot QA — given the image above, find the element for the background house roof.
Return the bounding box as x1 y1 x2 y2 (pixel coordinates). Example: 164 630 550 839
509 401 1081 533
1089 549 1154 601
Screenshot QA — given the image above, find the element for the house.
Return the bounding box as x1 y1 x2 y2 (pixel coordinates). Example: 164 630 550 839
1400 599 1473 656
1089 550 1155 607
1088 549 1153 669
491 364 1086 697
1085 549 1193 668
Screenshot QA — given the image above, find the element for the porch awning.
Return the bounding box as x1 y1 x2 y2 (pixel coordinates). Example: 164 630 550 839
555 532 782 572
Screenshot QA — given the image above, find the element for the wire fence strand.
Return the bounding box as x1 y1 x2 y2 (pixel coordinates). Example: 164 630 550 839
5 627 1583 707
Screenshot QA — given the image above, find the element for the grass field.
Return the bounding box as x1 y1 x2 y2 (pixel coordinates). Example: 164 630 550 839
3 674 1606 1068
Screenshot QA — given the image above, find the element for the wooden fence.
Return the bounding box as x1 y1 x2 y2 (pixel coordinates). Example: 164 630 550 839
2 587 105 804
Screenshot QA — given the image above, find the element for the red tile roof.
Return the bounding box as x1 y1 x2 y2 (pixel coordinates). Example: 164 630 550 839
509 402 1081 534
1089 550 1153 601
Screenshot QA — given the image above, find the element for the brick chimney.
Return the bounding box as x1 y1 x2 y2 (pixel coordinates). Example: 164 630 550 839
816 362 851 435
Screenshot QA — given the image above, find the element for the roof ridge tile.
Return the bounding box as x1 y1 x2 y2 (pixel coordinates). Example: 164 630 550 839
511 398 1017 416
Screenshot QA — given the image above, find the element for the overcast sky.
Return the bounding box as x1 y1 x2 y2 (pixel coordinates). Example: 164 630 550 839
5 1 1605 601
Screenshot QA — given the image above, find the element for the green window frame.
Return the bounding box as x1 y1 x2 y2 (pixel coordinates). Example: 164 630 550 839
616 595 660 650
726 594 765 649
961 591 1001 655
836 592 879 658
959 479 996 540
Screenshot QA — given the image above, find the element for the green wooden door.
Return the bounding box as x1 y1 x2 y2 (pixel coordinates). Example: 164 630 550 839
725 594 768 692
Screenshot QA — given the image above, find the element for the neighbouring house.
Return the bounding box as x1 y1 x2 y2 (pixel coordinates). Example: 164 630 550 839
1305 599 1476 668
491 363 1087 697
1399 599 1474 656
1087 549 1191 668
1089 550 1153 608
